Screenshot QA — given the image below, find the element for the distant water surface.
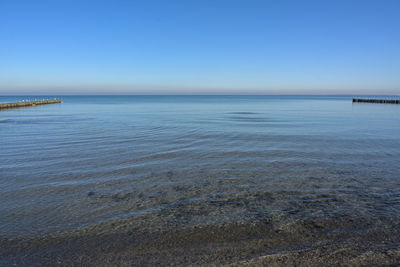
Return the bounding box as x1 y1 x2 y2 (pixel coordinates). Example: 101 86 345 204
1 95 400 264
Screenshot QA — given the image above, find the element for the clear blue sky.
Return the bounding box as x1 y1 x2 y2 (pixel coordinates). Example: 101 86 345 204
1 0 399 94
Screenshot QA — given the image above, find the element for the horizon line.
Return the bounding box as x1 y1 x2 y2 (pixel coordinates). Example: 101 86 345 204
1 93 400 96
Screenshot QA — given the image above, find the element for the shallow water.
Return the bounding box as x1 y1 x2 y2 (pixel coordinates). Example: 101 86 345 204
1 95 400 264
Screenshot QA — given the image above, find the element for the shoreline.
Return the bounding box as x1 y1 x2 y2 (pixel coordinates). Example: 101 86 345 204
2 213 400 266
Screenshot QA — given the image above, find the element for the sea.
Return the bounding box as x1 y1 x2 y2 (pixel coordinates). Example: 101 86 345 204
1 95 400 265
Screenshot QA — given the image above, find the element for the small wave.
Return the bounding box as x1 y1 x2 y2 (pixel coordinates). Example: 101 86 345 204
227 116 275 123
228 112 260 115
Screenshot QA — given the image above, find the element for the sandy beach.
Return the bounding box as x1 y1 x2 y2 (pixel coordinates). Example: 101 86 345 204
2 207 400 266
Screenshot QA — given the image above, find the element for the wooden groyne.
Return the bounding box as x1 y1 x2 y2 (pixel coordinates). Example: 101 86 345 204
0 99 62 110
352 98 400 104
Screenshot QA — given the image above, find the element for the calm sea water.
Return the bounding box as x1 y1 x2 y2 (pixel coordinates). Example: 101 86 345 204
1 95 400 238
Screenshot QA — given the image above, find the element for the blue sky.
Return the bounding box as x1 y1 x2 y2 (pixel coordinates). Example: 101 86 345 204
1 0 399 94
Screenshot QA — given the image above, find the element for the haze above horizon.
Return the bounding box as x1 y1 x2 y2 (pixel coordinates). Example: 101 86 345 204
1 0 399 95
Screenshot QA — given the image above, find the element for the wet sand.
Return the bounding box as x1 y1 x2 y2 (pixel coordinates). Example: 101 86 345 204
2 210 400 266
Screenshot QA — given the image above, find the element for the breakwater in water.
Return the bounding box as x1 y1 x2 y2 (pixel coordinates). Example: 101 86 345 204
0 99 62 110
353 98 400 104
